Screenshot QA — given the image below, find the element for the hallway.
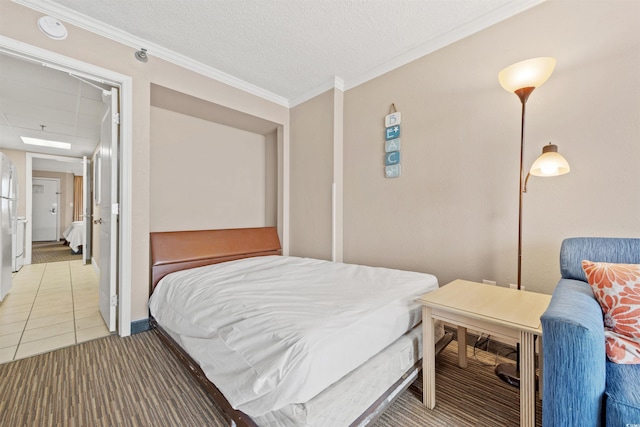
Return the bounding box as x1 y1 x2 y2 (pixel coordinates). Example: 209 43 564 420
0 260 110 364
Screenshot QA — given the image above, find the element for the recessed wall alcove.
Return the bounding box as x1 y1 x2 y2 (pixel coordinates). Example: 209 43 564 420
149 84 280 234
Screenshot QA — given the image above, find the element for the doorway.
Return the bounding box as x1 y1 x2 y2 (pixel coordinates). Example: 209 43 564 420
31 178 59 242
0 37 133 337
26 154 89 264
28 156 86 265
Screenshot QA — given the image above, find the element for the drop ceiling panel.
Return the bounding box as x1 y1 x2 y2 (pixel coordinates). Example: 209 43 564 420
78 97 107 117
0 52 107 165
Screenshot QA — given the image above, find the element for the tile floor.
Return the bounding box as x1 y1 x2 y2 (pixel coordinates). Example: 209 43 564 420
0 260 111 364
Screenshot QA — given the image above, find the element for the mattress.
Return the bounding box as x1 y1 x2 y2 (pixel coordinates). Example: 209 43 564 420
163 322 438 427
255 324 428 427
149 255 439 417
62 221 84 252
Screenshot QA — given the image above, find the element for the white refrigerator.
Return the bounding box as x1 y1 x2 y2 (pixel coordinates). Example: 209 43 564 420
0 153 18 302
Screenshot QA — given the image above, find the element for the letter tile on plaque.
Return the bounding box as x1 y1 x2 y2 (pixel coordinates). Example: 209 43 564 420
385 151 400 165
385 138 401 153
385 125 401 140
384 112 402 127
385 164 401 178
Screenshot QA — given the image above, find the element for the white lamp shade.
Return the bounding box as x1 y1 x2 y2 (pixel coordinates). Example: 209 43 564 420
499 57 556 93
529 144 570 177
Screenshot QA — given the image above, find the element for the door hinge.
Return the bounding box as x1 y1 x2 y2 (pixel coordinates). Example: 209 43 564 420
112 203 119 215
113 112 120 125
110 295 118 306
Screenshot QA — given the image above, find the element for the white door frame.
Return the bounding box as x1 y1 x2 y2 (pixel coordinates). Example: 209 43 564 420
1 35 133 337
27 154 80 251
82 156 90 265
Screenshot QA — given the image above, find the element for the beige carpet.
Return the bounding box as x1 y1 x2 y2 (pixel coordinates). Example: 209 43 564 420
31 241 82 264
0 331 542 426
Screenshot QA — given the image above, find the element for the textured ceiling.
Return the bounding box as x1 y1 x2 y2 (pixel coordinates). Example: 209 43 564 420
25 0 543 105
2 0 543 168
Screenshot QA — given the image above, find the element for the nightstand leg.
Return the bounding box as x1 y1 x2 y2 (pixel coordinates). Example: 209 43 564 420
422 306 436 409
457 326 467 368
538 337 544 399
520 331 535 427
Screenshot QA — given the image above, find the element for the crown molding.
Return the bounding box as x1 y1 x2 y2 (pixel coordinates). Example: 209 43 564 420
289 76 345 108
343 0 546 91
14 0 544 108
13 0 290 107
289 0 544 105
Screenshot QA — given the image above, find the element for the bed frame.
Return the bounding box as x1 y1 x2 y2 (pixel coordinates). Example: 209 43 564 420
149 227 437 427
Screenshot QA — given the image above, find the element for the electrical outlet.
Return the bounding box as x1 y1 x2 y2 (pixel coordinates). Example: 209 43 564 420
482 280 496 286
509 283 525 290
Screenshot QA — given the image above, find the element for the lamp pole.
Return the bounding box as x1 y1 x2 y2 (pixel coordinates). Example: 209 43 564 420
515 86 534 290
496 57 567 389
504 86 536 387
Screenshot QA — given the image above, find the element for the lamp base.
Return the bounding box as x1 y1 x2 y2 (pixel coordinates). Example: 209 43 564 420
495 362 520 388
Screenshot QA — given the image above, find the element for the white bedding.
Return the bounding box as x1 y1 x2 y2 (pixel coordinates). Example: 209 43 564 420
253 324 426 427
149 255 438 417
62 221 84 252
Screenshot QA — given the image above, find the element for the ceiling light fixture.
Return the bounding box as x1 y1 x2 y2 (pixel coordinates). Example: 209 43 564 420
37 16 68 40
21 137 71 150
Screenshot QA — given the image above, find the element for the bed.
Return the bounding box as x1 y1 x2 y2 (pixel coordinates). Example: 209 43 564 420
149 227 451 427
62 221 84 253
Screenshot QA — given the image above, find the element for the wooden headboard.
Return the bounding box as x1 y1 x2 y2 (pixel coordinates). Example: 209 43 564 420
149 227 282 292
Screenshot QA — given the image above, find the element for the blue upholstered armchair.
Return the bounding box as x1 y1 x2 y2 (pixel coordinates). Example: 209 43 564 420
541 237 640 426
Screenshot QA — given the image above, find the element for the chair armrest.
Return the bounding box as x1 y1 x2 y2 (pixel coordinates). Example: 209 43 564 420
541 279 606 427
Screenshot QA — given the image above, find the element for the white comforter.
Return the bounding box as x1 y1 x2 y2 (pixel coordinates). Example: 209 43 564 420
149 255 438 416
63 221 84 252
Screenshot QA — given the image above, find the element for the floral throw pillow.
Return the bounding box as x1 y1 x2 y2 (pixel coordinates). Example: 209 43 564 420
582 260 640 364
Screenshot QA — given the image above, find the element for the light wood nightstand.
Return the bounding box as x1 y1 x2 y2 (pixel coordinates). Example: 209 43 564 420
416 279 551 427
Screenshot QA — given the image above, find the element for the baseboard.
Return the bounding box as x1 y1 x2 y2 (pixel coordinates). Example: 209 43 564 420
131 318 151 334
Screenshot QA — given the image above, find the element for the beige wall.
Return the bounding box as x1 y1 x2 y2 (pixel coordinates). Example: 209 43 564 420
265 131 278 227
150 106 268 231
340 0 640 294
0 0 289 322
289 89 335 260
4 0 639 325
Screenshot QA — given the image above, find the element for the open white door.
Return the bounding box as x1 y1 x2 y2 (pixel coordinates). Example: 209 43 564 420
99 88 119 332
82 156 91 265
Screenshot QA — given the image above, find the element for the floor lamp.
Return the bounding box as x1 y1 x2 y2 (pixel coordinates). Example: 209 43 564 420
494 57 571 387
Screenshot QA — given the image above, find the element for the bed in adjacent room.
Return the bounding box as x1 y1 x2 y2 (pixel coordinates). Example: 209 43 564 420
149 227 450 427
62 220 84 253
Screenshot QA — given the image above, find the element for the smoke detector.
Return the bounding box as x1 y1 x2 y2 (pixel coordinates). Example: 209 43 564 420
37 16 68 40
